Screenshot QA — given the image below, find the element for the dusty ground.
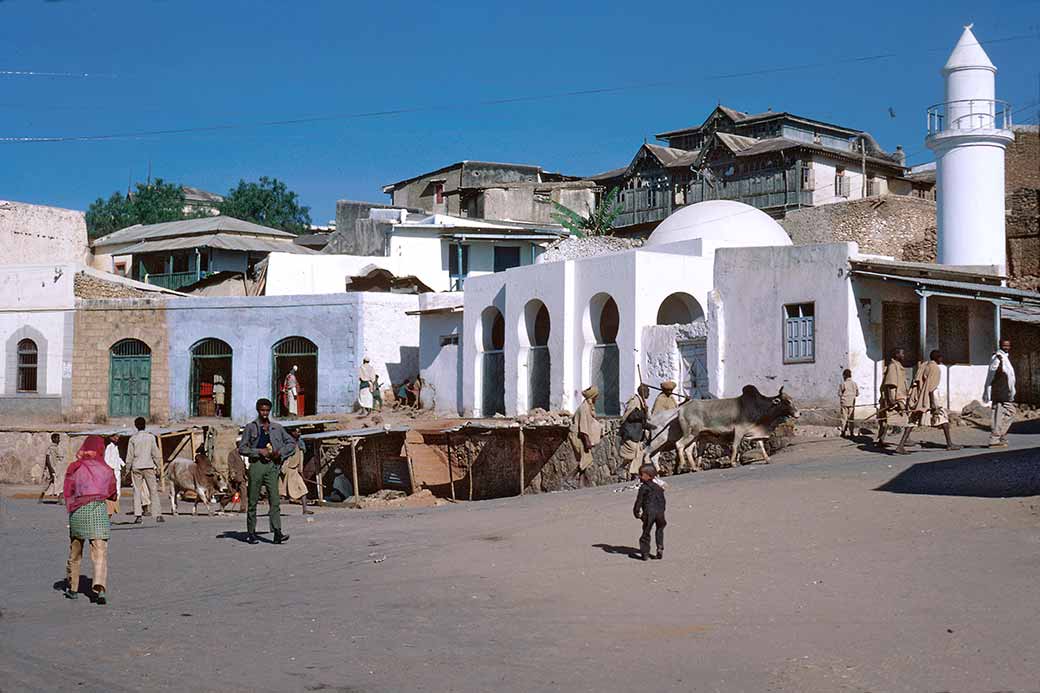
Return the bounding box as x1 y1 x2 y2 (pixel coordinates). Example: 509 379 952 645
2 423 1039 693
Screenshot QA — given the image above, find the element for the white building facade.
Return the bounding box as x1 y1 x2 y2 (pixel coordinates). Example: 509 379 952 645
461 201 793 417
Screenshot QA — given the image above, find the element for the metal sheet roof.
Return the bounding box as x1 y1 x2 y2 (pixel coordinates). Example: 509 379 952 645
114 233 318 256
851 270 1040 304
69 426 202 437
301 425 411 441
92 215 297 248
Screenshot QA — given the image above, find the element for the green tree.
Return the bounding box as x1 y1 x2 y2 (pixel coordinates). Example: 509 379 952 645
550 187 623 238
85 178 187 239
219 176 311 234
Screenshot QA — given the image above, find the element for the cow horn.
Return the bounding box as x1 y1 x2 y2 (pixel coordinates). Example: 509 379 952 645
778 386 784 396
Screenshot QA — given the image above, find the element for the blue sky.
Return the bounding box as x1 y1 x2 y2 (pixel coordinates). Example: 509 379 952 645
1 0 1038 223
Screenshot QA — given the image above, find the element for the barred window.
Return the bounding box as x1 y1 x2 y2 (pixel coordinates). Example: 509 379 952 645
17 339 38 392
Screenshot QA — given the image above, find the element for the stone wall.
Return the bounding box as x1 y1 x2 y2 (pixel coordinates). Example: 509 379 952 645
70 299 170 423
73 272 153 299
0 200 88 266
779 195 937 262
1008 125 1039 193
1007 188 1040 290
1006 126 1040 290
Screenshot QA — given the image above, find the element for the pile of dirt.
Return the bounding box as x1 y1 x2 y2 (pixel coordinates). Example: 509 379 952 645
353 488 444 510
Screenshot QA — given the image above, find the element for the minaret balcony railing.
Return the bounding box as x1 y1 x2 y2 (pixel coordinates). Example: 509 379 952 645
927 99 1013 135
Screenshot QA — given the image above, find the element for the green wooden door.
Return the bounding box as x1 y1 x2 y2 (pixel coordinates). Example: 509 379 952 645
109 340 151 418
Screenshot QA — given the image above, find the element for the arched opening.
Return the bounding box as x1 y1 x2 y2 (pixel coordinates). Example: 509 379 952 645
585 293 620 416
655 292 708 399
656 292 704 325
523 300 551 411
479 306 505 416
272 336 318 417
190 338 232 418
109 339 151 418
16 338 38 392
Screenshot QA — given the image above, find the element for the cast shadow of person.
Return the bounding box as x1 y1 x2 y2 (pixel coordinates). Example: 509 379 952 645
592 543 643 560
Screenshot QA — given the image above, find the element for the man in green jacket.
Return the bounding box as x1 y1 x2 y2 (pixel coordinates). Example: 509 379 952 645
238 398 296 545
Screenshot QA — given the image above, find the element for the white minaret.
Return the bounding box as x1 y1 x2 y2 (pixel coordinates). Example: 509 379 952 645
926 24 1015 271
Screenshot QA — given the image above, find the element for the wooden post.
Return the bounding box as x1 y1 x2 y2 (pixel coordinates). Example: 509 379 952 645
350 437 360 502
315 443 325 504
447 435 457 501
189 429 198 459
518 426 525 496
405 441 418 495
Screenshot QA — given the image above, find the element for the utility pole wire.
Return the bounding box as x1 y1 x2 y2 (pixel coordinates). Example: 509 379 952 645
1 33 1036 144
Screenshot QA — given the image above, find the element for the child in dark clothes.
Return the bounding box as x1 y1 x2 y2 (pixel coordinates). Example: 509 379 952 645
633 463 667 561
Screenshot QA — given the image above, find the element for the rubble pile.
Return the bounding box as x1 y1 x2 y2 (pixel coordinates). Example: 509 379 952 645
517 409 572 426
539 235 642 263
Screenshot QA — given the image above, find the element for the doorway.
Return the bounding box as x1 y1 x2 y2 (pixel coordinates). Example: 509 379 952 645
109 339 151 418
190 339 232 418
272 336 318 417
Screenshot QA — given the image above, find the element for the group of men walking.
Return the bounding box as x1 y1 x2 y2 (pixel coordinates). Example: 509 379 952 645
869 338 1018 452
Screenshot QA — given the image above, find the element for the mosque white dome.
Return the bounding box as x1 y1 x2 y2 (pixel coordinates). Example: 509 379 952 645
645 200 792 248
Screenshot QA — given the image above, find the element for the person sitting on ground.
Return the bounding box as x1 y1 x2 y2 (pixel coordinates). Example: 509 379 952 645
63 436 117 604
397 379 419 408
838 369 859 438
327 468 353 502
633 463 667 562
895 350 962 454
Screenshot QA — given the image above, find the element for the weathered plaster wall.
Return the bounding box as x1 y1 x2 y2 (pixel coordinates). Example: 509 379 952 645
165 294 364 422
357 293 421 398
417 294 464 415
710 243 853 405
0 200 88 266
480 185 595 225
712 242 995 412
70 298 170 423
0 265 76 420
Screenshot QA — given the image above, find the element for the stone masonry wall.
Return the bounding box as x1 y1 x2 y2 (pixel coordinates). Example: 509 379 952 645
1007 126 1039 193
70 299 170 423
1006 126 1040 290
780 195 937 262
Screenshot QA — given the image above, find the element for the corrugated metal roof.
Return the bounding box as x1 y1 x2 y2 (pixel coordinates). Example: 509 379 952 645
92 215 297 248
115 233 318 256
301 425 411 441
716 132 759 153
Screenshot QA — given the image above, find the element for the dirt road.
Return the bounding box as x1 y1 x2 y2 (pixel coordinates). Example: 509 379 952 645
2 425 1039 692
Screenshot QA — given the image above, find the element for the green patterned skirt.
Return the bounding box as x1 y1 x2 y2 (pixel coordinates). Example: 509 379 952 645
69 501 111 540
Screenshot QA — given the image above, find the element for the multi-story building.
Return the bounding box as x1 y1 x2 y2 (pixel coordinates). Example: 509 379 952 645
592 106 934 235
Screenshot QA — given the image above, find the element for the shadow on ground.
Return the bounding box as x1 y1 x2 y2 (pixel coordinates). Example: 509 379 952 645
592 543 641 558
876 448 1040 498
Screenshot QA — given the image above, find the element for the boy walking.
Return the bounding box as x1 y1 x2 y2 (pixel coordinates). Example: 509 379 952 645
838 369 859 438
632 463 667 561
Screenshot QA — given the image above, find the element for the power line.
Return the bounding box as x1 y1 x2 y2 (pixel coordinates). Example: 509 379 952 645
0 69 115 78
2 32 1036 144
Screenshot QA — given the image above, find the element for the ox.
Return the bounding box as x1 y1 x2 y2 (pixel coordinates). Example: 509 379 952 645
645 385 799 470
166 453 228 516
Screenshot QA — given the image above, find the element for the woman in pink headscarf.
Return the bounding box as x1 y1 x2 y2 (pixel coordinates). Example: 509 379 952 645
63 436 116 604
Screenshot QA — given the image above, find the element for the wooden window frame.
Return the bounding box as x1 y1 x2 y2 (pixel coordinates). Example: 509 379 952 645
783 302 816 364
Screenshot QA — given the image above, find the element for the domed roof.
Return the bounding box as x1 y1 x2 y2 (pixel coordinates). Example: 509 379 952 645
645 200 792 248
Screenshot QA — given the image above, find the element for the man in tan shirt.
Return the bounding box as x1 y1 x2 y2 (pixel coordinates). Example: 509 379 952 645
652 381 679 416
895 350 961 454
875 348 908 448
127 417 164 523
570 386 602 487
